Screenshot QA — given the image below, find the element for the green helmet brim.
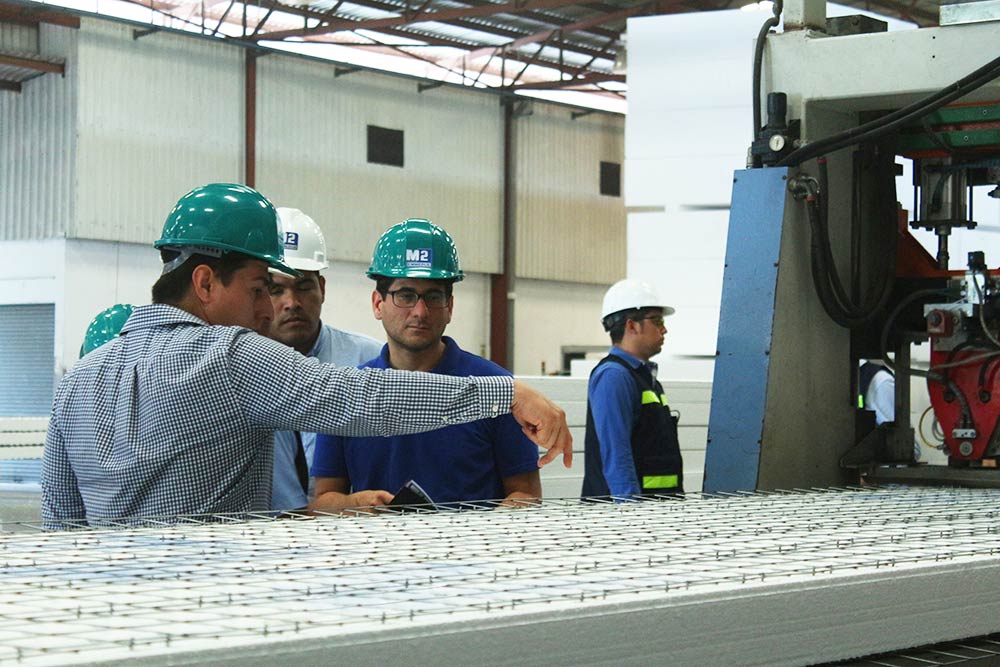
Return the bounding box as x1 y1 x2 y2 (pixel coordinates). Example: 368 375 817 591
155 238 301 277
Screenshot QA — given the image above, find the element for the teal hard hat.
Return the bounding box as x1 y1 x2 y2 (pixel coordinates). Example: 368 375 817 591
80 304 134 358
366 218 464 282
154 183 299 276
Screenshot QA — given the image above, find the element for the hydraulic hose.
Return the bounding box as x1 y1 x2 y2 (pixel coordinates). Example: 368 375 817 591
751 0 784 166
777 54 1000 167
795 145 898 328
879 288 956 371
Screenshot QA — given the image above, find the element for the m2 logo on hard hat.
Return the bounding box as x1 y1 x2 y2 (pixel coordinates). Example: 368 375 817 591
406 248 433 269
283 232 299 250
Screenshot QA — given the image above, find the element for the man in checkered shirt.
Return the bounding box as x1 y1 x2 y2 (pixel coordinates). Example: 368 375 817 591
41 183 571 527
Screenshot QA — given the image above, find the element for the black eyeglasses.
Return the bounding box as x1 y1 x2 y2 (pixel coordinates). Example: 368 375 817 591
387 288 449 309
633 314 665 328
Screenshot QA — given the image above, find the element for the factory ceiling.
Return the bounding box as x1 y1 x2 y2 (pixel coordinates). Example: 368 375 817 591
1 0 943 104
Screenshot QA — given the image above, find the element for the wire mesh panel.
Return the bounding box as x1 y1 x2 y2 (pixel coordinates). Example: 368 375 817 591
4 487 1000 666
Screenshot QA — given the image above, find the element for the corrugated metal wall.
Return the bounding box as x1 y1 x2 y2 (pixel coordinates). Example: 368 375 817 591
6 14 624 283
0 21 39 52
0 24 76 241
0 304 55 415
256 55 504 273
73 19 243 244
514 102 625 284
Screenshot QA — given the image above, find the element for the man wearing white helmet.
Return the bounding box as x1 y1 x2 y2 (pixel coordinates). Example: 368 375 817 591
582 279 684 499
266 208 382 511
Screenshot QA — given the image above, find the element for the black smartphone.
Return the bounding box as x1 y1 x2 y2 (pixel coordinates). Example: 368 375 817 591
387 479 436 511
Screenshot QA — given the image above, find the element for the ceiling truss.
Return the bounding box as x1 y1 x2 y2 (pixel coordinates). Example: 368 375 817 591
1 0 945 100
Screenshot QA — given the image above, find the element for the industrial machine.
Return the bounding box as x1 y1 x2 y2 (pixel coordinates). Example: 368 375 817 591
704 0 1000 492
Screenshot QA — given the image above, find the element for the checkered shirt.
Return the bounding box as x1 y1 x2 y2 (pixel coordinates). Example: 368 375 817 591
42 304 512 526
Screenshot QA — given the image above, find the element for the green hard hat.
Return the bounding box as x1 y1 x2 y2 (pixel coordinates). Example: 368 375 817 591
154 183 299 276
366 218 464 282
80 304 134 358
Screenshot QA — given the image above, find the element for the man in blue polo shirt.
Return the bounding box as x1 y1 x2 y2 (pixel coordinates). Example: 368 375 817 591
311 219 542 510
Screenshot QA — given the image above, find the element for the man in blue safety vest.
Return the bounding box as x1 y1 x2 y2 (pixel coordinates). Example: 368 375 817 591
859 360 895 426
582 279 684 499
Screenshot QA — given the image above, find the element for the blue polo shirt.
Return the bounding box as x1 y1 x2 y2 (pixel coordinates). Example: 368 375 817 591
312 337 539 503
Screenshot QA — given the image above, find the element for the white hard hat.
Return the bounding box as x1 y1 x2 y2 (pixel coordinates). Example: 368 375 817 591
275 207 328 272
601 279 675 322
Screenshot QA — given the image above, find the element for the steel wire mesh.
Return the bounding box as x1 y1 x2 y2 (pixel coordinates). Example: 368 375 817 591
4 486 1000 665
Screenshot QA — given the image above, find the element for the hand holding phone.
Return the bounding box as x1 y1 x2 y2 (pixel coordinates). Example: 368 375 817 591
386 480 436 511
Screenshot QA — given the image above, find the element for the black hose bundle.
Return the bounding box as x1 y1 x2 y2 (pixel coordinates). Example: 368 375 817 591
795 145 898 328
776 54 1000 168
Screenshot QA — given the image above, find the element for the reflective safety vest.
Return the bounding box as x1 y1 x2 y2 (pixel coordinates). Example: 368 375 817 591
583 354 684 498
858 362 893 409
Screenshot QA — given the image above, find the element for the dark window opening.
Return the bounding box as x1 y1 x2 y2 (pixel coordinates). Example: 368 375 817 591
600 161 621 197
367 125 404 167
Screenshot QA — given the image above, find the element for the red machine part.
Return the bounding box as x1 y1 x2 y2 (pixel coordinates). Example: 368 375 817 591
927 343 1000 462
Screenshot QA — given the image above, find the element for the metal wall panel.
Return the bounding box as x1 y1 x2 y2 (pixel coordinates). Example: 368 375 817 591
514 103 625 284
0 21 39 53
73 18 244 244
0 24 75 241
0 304 55 416
256 55 504 273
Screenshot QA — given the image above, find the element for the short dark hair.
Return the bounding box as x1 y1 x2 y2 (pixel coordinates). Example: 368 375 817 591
373 276 455 299
605 308 650 344
152 249 254 305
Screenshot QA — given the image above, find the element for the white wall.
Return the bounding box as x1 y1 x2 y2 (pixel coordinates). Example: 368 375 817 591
73 18 244 243
0 24 77 241
61 240 160 374
515 103 626 284
256 54 505 273
0 239 163 377
625 10 764 384
0 240 65 383
513 279 609 375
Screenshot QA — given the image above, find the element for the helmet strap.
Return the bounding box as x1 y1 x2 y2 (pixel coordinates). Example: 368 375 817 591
161 246 225 275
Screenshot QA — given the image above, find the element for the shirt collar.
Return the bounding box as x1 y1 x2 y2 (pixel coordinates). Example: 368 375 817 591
372 336 459 373
432 336 460 374
119 304 206 334
306 321 328 359
371 344 392 369
609 345 658 375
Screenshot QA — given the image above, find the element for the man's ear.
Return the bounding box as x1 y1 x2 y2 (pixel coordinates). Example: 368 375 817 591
318 274 327 301
372 289 385 321
191 264 216 306
444 294 454 325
